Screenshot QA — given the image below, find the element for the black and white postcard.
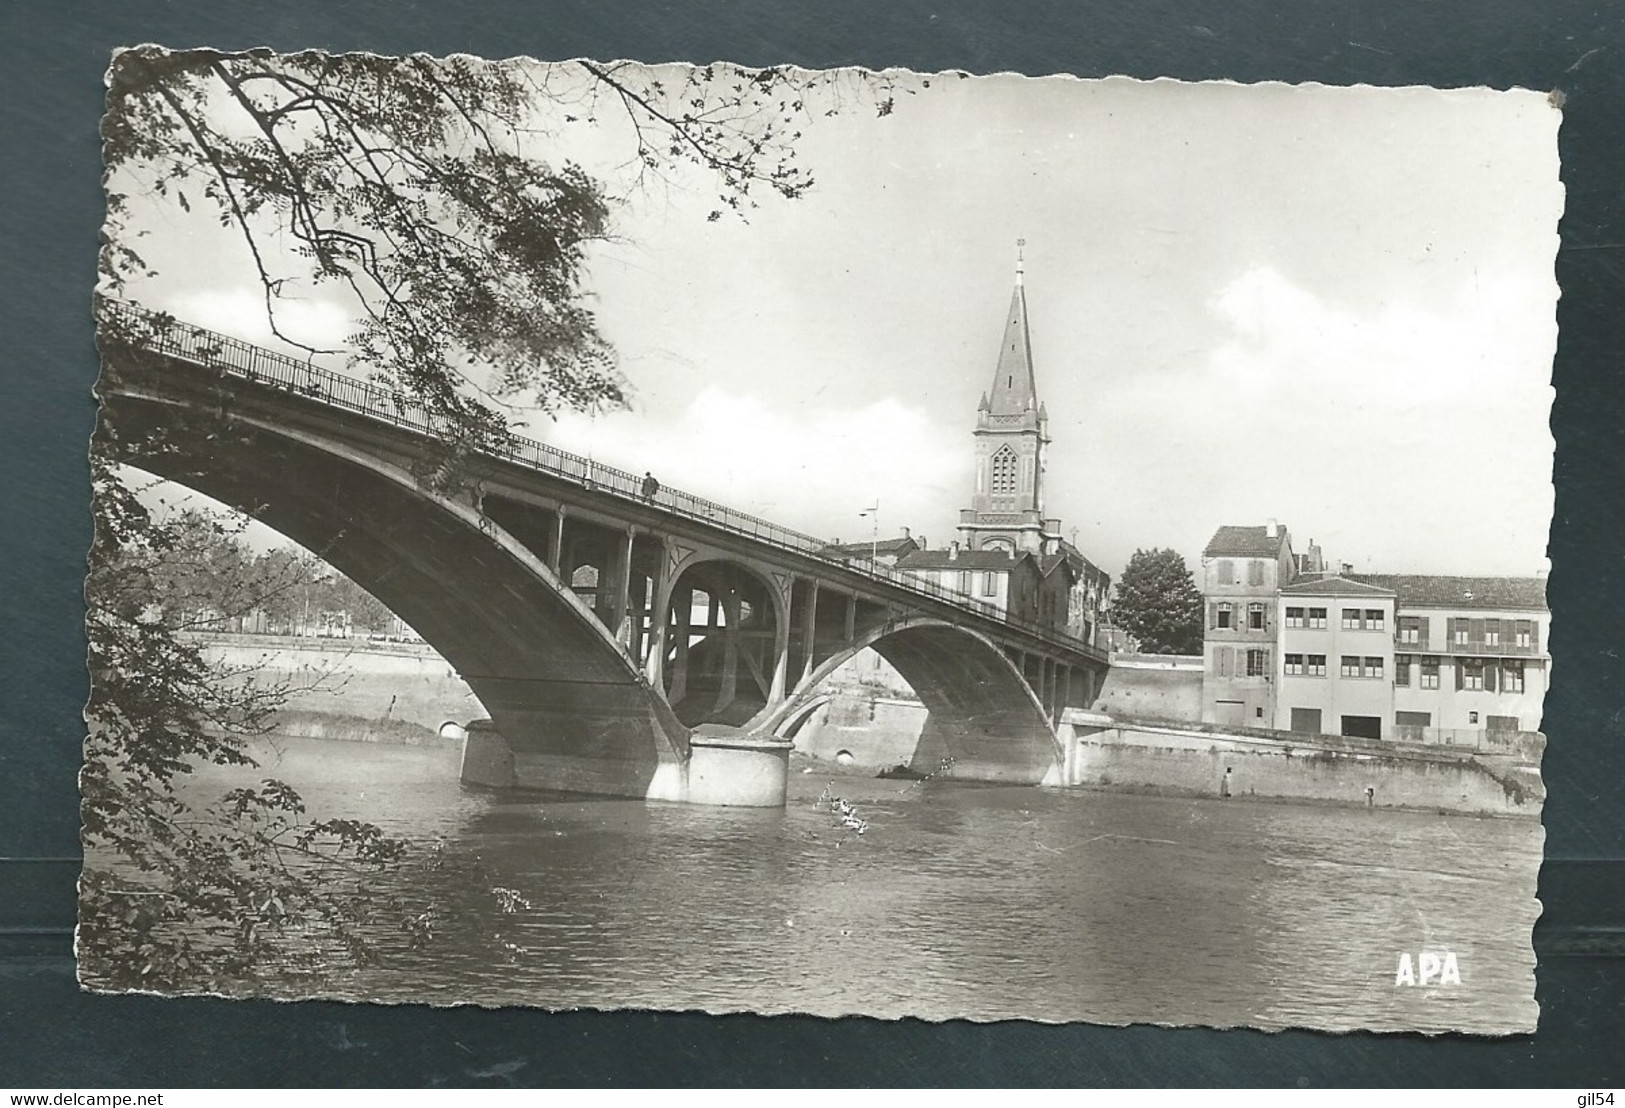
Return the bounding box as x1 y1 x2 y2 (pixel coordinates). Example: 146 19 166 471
84 51 1559 1033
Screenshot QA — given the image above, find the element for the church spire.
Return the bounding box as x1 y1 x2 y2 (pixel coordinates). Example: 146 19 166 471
988 239 1038 416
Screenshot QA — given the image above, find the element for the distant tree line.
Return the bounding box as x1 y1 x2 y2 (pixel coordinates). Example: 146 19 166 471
125 508 401 638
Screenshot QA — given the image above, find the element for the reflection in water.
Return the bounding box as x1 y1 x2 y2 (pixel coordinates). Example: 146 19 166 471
191 735 1541 1032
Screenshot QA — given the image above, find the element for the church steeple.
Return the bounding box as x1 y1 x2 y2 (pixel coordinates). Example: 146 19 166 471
987 277 1039 417
959 241 1059 557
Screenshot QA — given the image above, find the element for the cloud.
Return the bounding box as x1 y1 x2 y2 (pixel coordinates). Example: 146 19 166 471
1083 265 1554 574
167 286 357 351
536 388 965 542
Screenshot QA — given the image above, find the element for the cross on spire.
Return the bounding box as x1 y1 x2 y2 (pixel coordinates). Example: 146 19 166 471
1016 237 1026 285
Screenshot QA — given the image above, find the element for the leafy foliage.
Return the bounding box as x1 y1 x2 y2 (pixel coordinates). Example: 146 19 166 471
102 49 890 448
1112 548 1205 655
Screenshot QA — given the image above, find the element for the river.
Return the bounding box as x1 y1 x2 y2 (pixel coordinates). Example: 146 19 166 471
180 733 1542 1033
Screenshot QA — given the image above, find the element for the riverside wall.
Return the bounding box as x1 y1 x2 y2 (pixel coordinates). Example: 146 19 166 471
199 634 485 743
1056 710 1542 818
789 691 927 769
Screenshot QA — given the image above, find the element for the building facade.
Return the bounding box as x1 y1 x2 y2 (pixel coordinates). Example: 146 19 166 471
1353 575 1550 739
1199 522 1297 727
894 543 1075 634
1273 576 1397 738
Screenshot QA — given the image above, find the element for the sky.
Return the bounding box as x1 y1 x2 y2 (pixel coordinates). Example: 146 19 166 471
117 65 1563 579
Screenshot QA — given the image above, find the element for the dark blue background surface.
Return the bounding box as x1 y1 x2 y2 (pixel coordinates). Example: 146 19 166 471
2 0 1621 1085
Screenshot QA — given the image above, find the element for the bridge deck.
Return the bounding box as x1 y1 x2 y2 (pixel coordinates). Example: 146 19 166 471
100 300 1106 666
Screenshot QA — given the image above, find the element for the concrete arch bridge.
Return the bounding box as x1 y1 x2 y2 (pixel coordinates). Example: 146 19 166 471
97 303 1109 805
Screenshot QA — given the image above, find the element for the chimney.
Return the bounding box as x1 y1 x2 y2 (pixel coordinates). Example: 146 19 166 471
1266 518 1279 539
948 541 960 561
901 526 911 539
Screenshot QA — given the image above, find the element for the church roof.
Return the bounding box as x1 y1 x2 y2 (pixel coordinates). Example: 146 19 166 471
987 281 1039 417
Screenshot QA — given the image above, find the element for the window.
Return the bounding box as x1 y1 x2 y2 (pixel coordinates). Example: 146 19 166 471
1459 660 1485 691
1398 616 1422 645
1502 661 1525 693
1284 652 1305 676
1342 609 1361 630
1217 560 1235 585
1394 656 1411 687
1396 710 1432 728
1340 655 1361 677
981 571 998 597
1515 620 1533 648
1248 603 1265 631
1246 648 1268 677
1248 560 1264 586
1487 714 1520 732
1468 711 1480 725
1212 648 1232 678
1308 607 1327 629
1420 658 1441 689
1216 602 1233 629
1364 656 1384 680
1484 618 1501 647
1364 609 1385 631
1453 620 1470 646
990 446 1018 496
1286 606 1305 628
1306 654 1327 676
958 570 972 595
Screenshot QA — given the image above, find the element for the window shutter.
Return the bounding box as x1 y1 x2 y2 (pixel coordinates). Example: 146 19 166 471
1418 616 1429 650
1485 663 1497 692
1454 661 1463 691
1532 620 1540 652
1208 604 1216 630
1470 619 1485 644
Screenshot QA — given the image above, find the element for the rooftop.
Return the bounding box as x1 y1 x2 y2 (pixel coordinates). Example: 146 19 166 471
1203 524 1289 558
1348 574 1548 612
897 549 1031 572
819 537 919 559
1279 575 1396 598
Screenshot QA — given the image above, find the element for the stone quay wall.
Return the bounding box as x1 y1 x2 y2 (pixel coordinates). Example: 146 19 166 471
1056 710 1541 818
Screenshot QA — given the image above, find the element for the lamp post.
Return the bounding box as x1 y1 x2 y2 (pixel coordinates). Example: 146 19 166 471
858 501 880 567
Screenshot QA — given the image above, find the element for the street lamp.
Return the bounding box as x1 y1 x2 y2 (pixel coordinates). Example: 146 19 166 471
858 501 880 567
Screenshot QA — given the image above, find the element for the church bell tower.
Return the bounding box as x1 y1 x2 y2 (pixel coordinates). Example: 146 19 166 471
958 242 1060 556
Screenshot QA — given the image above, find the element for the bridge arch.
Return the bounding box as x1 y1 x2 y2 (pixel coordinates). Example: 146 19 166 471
106 388 691 799
760 616 1063 784
654 552 789 729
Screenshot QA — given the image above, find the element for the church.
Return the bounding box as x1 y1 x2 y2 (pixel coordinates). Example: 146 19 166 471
896 248 1111 648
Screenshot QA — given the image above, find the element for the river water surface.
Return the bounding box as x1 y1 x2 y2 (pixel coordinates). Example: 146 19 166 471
187 734 1542 1033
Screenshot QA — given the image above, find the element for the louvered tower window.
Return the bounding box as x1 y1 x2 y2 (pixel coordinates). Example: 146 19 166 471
990 446 1018 496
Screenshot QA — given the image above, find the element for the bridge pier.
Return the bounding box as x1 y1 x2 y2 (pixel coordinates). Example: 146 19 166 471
459 720 790 807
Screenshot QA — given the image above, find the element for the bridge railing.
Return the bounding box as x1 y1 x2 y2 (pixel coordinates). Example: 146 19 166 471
101 301 1106 663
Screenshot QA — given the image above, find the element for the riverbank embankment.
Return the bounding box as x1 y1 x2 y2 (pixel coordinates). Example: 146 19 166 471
196 633 484 744
1056 710 1542 818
